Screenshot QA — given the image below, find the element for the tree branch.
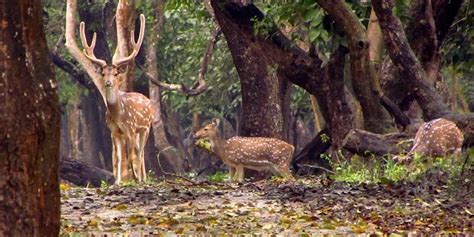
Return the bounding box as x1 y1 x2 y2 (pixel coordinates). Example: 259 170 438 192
65 0 106 103
142 25 221 96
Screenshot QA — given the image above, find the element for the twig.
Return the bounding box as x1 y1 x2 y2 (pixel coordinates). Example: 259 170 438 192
156 146 198 185
297 164 335 174
460 151 470 176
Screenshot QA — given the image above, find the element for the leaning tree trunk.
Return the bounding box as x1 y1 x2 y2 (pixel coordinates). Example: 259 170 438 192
0 0 60 235
380 0 463 117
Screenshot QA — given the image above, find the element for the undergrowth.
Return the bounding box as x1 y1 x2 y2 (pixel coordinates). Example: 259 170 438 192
330 148 473 186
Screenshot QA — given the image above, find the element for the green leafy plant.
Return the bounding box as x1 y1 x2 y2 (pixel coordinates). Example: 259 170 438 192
208 171 229 182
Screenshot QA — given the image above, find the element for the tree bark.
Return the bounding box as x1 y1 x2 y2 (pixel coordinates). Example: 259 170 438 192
210 0 329 121
368 9 384 64
212 1 292 140
379 0 463 118
322 46 355 149
316 0 395 133
372 0 451 120
0 0 60 235
146 0 186 175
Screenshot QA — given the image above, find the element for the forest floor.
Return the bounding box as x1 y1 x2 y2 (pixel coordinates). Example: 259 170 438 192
61 167 473 236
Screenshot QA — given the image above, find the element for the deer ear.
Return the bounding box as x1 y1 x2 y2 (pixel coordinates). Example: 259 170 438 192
212 118 220 127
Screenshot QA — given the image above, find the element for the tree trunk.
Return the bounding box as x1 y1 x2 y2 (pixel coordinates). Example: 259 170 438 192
211 0 327 139
380 0 463 118
0 0 60 235
146 0 186 175
322 46 355 149
372 0 451 120
213 5 292 140
316 0 395 133
367 9 384 66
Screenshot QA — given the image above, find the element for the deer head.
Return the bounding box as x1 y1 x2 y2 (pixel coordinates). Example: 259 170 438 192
79 14 145 95
193 118 220 141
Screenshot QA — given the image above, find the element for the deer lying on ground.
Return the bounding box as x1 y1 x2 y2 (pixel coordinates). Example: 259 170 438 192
395 118 464 163
193 119 295 182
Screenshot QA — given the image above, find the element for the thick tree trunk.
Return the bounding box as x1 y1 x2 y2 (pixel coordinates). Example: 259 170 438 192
210 0 329 123
0 0 60 235
316 0 395 133
322 46 355 148
212 2 292 139
379 0 463 118
372 0 451 120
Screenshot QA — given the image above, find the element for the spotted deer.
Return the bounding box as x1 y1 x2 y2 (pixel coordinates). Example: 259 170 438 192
396 118 464 162
193 119 295 182
80 15 154 184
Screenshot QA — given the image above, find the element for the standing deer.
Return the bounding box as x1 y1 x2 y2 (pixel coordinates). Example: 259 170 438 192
193 119 295 182
396 118 464 162
79 15 154 184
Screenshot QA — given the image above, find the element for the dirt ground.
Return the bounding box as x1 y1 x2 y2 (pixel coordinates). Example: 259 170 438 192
61 171 473 236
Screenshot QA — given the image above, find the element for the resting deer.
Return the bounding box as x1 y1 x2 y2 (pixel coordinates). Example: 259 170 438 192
193 119 295 182
79 15 154 184
395 118 464 163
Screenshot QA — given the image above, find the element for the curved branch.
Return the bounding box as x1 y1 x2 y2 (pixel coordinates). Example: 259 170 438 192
142 25 222 96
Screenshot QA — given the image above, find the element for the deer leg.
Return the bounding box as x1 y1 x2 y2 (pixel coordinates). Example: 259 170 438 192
111 134 118 179
128 135 141 182
138 128 150 182
277 165 295 181
236 165 244 183
114 136 124 185
228 166 236 181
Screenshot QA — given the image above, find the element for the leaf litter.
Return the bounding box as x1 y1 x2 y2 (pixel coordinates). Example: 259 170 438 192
61 169 473 235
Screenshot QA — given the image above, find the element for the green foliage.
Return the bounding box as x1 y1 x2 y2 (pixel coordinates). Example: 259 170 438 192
320 133 330 143
157 0 241 126
331 153 471 185
208 171 228 182
195 139 212 153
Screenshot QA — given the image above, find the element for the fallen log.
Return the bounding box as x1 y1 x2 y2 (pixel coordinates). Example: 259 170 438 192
60 157 115 187
342 129 411 156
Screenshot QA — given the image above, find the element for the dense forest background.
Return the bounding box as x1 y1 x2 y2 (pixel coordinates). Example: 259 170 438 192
1 0 473 235
43 0 472 180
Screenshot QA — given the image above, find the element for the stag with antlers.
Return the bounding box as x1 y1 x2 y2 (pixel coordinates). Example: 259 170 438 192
65 0 154 185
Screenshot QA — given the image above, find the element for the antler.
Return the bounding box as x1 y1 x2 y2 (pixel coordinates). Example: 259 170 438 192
113 14 146 67
79 22 107 67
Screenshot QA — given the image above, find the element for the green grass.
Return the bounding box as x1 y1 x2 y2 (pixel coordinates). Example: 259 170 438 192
330 148 472 185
